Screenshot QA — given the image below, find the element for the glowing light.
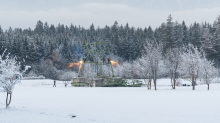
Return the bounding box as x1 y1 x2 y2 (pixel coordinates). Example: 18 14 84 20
68 60 83 69
110 60 117 66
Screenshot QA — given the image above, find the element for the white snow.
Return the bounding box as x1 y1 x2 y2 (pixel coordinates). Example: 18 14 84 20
0 79 220 123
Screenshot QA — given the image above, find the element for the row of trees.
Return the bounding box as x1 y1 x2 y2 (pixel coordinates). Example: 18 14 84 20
113 41 217 90
0 15 220 79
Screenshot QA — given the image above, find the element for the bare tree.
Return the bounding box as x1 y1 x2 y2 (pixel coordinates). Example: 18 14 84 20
144 40 163 90
138 55 152 89
164 48 181 89
179 44 203 90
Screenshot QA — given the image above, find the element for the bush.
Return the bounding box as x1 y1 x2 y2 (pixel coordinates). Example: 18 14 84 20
102 79 128 87
128 80 142 87
102 79 142 87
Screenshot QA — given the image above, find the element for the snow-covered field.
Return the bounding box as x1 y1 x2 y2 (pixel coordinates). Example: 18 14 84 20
0 79 220 123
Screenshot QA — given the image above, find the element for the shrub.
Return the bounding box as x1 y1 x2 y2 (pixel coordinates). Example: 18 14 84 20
102 79 128 87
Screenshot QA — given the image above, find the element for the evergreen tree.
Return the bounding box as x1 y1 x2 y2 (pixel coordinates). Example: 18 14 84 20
44 22 50 35
147 26 154 40
34 20 44 35
213 15 220 64
189 22 202 49
27 42 38 65
111 21 120 55
173 21 183 48
0 16 220 76
165 15 175 50
202 27 216 60
182 21 189 46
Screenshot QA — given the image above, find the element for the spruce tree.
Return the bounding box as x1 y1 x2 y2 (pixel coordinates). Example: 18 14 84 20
182 21 189 46
165 15 175 50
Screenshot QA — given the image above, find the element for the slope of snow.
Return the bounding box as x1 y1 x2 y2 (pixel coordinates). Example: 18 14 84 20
0 79 220 123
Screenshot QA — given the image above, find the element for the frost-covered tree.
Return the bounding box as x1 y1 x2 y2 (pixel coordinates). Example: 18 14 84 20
113 63 126 78
38 59 61 80
164 48 181 89
179 44 203 90
138 54 152 89
0 51 27 108
82 64 96 87
116 62 133 79
144 40 163 90
59 71 77 87
200 55 217 90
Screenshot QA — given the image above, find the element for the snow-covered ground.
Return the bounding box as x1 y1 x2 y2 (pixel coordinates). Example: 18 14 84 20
0 79 220 123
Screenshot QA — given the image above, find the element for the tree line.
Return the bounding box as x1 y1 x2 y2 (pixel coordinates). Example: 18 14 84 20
0 15 220 79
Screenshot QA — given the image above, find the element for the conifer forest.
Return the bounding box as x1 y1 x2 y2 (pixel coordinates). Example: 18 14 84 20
0 15 220 79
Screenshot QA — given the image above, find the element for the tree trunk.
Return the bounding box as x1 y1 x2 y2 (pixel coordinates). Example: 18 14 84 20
192 81 195 90
208 84 209 90
6 92 12 108
153 70 157 90
154 80 157 90
192 76 195 90
173 79 176 89
147 79 151 90
171 78 174 89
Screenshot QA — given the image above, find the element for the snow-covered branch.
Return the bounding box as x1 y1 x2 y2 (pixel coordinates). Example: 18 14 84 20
164 48 181 89
0 51 26 108
0 53 22 93
179 44 203 90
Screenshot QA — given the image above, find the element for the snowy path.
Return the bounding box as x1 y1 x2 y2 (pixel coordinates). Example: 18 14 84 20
0 79 220 123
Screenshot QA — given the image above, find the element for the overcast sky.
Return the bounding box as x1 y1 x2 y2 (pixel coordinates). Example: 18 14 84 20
0 0 220 30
